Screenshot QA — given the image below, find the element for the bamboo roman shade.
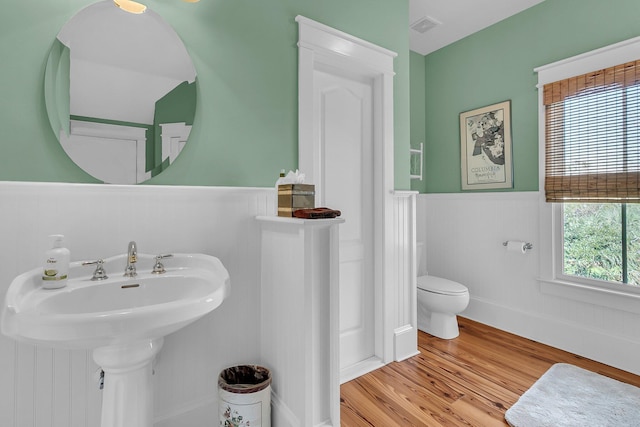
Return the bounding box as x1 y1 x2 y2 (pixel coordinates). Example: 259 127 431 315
544 60 640 203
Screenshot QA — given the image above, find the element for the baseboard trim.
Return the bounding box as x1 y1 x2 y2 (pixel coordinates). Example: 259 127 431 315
340 356 385 384
464 296 640 376
394 324 419 361
271 391 300 427
153 393 216 426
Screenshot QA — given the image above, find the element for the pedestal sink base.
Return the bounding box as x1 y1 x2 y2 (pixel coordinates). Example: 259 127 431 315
93 338 164 427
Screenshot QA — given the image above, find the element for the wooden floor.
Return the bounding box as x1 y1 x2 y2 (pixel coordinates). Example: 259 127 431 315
340 317 640 426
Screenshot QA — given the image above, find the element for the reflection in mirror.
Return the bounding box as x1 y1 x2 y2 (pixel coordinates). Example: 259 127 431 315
44 0 197 184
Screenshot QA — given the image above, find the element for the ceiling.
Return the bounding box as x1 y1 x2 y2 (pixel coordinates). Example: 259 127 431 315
409 0 545 55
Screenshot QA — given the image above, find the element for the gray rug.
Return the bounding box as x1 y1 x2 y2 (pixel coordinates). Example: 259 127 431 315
505 363 640 427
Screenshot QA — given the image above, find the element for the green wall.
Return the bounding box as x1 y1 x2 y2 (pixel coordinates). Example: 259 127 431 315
0 0 410 189
409 50 426 192
412 0 640 193
152 80 197 175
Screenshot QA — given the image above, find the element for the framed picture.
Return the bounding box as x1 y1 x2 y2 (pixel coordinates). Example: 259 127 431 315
460 100 513 190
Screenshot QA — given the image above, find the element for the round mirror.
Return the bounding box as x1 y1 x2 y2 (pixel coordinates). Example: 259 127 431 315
44 0 197 184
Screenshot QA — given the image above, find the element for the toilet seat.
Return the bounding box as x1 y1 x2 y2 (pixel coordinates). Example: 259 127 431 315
417 275 468 296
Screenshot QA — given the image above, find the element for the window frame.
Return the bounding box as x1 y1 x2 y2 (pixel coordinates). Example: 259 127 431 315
536 36 640 313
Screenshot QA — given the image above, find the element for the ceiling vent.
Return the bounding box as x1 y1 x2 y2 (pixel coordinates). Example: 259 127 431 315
410 16 441 34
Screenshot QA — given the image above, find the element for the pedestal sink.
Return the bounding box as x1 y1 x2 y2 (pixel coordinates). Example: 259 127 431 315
1 252 230 427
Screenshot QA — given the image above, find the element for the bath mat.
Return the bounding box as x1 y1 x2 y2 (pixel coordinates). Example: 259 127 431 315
505 363 640 427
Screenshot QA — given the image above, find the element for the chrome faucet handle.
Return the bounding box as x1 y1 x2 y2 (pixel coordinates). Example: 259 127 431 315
82 259 108 281
152 254 173 274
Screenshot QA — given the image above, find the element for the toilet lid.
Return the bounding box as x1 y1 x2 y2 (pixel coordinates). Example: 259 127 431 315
417 275 468 295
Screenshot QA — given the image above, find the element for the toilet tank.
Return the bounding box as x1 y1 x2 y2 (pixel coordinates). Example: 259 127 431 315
416 241 427 276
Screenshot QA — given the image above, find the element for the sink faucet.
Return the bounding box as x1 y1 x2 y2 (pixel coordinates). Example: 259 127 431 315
124 241 137 277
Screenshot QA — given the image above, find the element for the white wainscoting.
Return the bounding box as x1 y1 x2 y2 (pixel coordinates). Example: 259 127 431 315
0 182 273 427
0 181 419 427
392 191 419 362
418 192 640 376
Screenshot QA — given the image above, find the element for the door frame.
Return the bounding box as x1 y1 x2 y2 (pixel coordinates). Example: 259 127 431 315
296 15 397 377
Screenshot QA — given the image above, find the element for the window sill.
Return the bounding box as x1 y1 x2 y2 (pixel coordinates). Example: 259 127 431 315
539 278 640 314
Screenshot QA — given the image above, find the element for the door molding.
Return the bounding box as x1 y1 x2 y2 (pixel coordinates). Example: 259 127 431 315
296 15 398 372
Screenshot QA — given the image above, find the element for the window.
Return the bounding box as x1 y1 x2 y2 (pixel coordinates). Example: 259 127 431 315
556 79 640 286
536 37 640 300
563 203 640 286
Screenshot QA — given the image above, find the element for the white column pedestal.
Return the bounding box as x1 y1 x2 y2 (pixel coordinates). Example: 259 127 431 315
93 338 164 427
257 216 343 427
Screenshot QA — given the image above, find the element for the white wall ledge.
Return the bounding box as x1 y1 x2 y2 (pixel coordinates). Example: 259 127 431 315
255 216 345 227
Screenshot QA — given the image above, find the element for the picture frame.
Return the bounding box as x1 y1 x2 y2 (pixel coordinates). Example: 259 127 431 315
460 100 513 190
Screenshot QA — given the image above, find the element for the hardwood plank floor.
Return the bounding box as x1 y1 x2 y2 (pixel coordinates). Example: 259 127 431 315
340 317 640 426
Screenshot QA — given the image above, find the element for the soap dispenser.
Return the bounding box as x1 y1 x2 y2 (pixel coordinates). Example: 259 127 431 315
42 234 70 289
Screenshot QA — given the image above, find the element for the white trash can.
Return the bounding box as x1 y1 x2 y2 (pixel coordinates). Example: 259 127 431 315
218 365 271 427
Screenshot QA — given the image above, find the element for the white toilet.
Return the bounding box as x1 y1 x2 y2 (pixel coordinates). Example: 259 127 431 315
416 242 469 339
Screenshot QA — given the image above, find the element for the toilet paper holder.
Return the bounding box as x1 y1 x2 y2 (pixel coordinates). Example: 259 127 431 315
503 241 533 251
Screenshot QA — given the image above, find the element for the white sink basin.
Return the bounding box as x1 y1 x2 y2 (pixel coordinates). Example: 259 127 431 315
1 253 230 349
1 251 229 427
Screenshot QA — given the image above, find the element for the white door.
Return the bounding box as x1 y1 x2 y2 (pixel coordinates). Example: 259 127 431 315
315 68 376 375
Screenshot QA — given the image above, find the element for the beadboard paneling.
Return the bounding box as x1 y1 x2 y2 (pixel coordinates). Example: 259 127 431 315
0 181 418 426
0 182 272 427
392 191 419 361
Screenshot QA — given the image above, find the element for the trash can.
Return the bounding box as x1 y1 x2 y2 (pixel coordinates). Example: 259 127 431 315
218 365 272 427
